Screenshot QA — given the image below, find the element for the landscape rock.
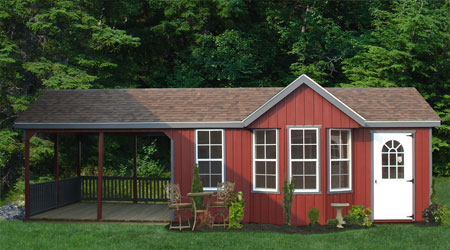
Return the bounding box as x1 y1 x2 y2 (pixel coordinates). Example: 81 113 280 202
0 203 25 221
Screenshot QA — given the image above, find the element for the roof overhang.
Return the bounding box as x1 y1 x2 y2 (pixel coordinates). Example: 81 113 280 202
13 121 244 129
364 121 441 128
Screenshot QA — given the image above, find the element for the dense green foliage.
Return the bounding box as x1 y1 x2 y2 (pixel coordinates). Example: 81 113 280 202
327 219 339 227
225 190 245 229
422 203 450 226
344 205 372 227
282 178 295 225
1 0 450 199
190 164 204 210
307 208 320 225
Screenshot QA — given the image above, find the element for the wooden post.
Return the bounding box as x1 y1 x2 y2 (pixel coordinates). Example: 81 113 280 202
133 135 138 203
24 132 31 219
54 134 59 208
77 135 81 177
97 132 104 221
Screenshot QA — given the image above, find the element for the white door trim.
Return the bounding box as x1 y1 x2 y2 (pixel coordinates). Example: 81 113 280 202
371 130 416 221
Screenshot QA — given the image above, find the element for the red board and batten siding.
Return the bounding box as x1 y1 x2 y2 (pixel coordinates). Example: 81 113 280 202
169 84 431 225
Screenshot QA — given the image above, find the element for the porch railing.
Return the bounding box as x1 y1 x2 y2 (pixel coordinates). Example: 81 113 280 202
80 176 170 202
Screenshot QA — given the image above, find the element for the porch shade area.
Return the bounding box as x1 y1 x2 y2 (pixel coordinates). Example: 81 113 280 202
24 131 172 222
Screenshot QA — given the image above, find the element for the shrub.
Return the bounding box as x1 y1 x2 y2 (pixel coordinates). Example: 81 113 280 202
226 190 246 229
190 164 204 210
327 219 339 227
422 203 450 226
344 205 372 227
308 208 320 225
282 178 295 225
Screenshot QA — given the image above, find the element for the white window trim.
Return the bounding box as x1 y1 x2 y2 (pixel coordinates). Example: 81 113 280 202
328 129 352 193
195 129 225 191
252 129 279 193
287 127 321 193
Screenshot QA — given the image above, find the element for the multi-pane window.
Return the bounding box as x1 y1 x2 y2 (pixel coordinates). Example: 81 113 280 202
382 140 404 179
288 128 319 192
329 129 352 191
253 129 278 192
196 130 224 189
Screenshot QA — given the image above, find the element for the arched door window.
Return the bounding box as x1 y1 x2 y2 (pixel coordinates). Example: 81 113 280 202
382 140 404 179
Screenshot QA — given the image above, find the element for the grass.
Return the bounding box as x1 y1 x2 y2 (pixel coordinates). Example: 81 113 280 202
0 177 449 249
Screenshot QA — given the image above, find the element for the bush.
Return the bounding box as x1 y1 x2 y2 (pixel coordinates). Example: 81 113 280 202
422 203 450 226
282 178 295 225
308 208 320 225
344 205 372 227
226 190 246 229
327 219 339 227
190 164 204 210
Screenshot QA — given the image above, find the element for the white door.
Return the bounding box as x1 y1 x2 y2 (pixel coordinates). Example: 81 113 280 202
373 132 414 220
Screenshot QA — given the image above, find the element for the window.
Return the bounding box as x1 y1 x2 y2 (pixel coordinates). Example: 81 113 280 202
329 129 352 192
382 140 404 179
288 128 320 192
253 129 278 192
195 129 225 189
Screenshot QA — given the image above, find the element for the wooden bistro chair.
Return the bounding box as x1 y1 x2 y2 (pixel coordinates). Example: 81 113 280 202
166 184 192 231
210 182 235 227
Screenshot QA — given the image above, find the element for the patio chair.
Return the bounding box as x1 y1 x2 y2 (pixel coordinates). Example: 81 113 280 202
210 181 235 227
166 184 192 231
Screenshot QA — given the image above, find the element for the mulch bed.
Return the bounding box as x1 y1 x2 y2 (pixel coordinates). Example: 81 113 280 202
165 222 371 234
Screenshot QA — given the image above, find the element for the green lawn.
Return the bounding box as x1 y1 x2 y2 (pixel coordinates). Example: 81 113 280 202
0 178 449 249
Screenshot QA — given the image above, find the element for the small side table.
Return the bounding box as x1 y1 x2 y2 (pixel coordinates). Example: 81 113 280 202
187 192 214 231
331 203 350 228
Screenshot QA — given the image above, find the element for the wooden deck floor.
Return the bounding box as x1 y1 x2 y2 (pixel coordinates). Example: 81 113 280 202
29 202 171 222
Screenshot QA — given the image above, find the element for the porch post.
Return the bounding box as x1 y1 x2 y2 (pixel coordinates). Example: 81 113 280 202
54 134 59 208
133 135 137 203
77 135 81 177
24 131 31 219
97 132 104 221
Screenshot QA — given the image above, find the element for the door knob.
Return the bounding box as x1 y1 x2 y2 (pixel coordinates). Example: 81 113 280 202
375 179 377 184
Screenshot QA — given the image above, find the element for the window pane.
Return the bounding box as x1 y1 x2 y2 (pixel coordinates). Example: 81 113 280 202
291 145 303 159
331 161 340 174
389 153 397 165
256 175 265 188
292 162 303 175
382 153 388 165
386 140 393 148
397 153 404 165
398 167 404 179
211 161 222 174
340 161 349 174
211 146 222 158
331 145 340 159
304 162 316 174
305 176 316 189
291 130 303 144
256 146 265 159
304 130 316 144
198 146 209 159
266 130 276 144
210 131 222 144
255 161 265 174
382 145 389 152
266 176 276 189
393 140 400 148
340 131 349 144
304 145 316 159
330 130 340 144
382 167 389 179
266 145 276 159
255 131 265 144
200 175 210 187
198 161 210 174
397 145 404 153
340 174 349 188
211 175 222 187
266 162 276 175
198 131 209 144
390 167 397 179
341 145 348 159
331 176 340 189
293 176 303 189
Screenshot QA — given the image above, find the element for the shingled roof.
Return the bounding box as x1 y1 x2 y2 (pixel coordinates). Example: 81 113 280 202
14 75 440 129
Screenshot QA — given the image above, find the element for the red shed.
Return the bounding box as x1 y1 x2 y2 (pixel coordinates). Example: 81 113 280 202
15 75 440 225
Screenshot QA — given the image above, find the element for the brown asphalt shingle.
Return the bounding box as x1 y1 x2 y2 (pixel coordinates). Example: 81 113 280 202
15 86 440 125
325 87 440 122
